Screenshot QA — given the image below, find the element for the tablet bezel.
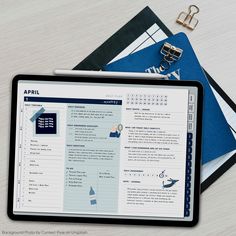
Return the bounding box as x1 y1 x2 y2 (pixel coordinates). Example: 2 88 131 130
8 74 203 227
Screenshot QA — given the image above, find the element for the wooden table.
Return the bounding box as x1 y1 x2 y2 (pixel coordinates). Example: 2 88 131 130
0 0 235 235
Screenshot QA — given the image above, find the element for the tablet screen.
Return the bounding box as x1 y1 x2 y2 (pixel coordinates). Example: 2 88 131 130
12 79 199 222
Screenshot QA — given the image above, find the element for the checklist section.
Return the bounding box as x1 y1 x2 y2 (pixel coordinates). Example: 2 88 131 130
63 99 122 213
17 102 66 212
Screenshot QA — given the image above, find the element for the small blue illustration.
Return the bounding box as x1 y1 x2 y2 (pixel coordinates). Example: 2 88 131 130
109 124 123 138
89 186 97 205
162 178 179 188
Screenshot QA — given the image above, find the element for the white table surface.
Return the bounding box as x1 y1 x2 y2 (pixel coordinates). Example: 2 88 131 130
0 0 235 235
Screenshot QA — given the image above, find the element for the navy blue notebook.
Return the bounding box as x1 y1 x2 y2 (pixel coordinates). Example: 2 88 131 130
105 32 236 164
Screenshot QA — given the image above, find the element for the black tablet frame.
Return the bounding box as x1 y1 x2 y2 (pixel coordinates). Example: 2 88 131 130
8 74 203 226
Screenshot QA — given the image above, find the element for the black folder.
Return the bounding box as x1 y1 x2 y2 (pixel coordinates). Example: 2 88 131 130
73 6 236 192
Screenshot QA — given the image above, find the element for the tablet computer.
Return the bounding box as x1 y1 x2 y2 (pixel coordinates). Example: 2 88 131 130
8 74 203 226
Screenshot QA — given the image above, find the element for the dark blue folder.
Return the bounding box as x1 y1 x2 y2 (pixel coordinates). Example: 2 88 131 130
105 32 236 164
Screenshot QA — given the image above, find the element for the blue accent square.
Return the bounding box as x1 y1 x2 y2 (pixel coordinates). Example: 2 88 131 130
187 153 192 160
187 140 192 146
187 147 192 154
187 132 193 140
185 203 190 209
186 168 191 175
186 175 191 181
186 189 191 195
186 196 190 202
187 160 192 167
185 210 190 217
36 113 57 134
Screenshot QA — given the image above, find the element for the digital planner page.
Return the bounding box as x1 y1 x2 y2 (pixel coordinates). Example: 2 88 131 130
13 81 194 220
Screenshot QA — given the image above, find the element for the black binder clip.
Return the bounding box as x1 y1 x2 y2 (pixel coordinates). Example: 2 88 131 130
160 42 183 71
176 5 200 30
